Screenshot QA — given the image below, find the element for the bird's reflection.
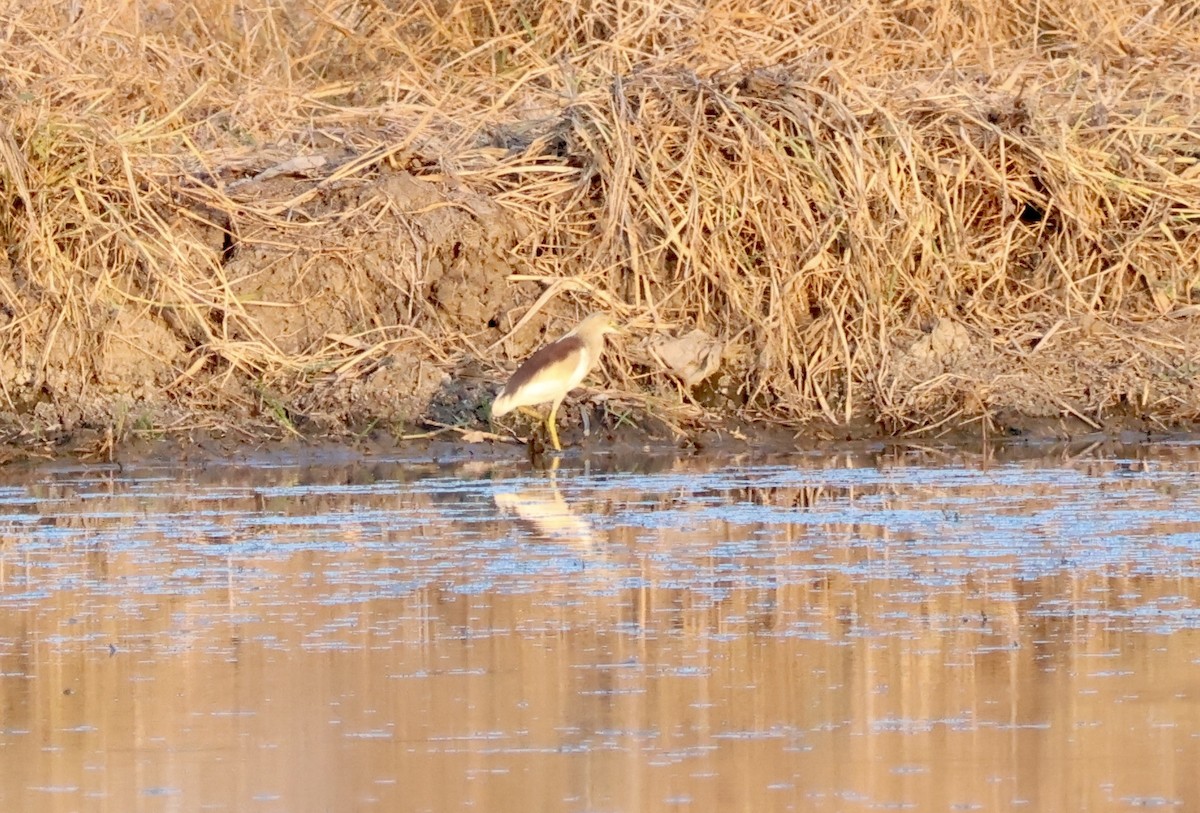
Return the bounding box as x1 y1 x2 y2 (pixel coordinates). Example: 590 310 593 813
491 459 599 554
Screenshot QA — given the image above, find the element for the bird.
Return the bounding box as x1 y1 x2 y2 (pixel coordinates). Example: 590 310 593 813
491 312 618 451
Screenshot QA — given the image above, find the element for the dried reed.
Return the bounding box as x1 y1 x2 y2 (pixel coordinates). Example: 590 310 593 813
2 1 1199 444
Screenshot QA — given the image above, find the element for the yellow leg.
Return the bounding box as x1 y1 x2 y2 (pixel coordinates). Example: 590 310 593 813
546 401 562 451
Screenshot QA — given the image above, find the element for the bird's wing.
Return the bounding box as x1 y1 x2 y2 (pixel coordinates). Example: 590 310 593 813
494 335 588 412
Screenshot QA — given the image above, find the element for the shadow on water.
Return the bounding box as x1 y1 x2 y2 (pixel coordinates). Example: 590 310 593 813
2 438 1200 811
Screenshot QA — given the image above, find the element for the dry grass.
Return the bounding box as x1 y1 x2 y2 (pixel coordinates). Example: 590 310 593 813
2 0 1200 444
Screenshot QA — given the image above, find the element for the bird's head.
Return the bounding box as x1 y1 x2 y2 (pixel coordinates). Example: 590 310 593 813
575 312 619 341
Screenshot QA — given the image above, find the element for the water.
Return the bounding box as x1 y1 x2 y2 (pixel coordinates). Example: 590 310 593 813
2 441 1200 811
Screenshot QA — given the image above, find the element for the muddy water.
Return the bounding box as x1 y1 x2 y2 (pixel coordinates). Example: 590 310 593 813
2 443 1200 812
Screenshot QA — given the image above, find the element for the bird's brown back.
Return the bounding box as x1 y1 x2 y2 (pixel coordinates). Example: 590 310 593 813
497 334 587 401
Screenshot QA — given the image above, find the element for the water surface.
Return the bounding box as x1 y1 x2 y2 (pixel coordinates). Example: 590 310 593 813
2 442 1199 811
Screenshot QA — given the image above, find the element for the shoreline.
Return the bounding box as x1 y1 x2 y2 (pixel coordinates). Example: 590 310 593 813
3 412 1195 470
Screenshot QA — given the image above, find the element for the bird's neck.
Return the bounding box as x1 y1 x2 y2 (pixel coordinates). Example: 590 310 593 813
578 331 607 360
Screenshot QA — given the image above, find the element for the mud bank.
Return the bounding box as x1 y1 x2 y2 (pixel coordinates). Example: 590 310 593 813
2 161 1198 462
3 2 1200 460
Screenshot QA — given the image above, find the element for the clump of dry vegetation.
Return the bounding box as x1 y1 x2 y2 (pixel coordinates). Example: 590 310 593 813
2 0 1200 450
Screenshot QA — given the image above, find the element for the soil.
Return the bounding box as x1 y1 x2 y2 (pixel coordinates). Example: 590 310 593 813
0 169 557 458
1 168 1198 465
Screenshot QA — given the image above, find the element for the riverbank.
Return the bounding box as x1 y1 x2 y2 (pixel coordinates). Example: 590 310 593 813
2 2 1198 459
